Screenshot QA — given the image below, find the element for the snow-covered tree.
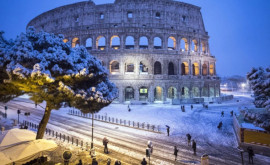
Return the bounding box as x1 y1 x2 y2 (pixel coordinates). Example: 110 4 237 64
0 28 118 139
247 67 270 111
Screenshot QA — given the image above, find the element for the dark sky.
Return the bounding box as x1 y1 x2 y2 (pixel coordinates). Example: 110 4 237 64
0 0 270 77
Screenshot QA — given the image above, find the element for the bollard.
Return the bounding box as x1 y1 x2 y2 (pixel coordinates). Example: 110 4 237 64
49 129 51 136
124 120 126 125
152 125 155 131
142 123 145 129
133 121 135 127
56 132 58 139
102 116 103 120
60 133 62 140
68 136 70 143
147 124 150 130
112 118 114 123
72 137 74 144
81 140 83 148
109 117 110 122
128 120 131 126
116 118 118 124
52 131 55 137
120 119 122 124
76 139 78 146
201 154 209 165
137 122 140 128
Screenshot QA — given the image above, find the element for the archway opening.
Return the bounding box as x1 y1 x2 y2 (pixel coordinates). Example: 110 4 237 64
154 37 162 49
180 38 188 51
192 87 200 97
154 61 162 75
139 36 148 49
202 64 208 76
125 63 134 73
125 36 134 49
181 62 189 75
125 87 134 101
139 87 148 101
181 87 189 99
209 64 214 76
96 36 106 50
110 35 120 50
192 63 199 76
72 37 79 48
168 62 175 75
168 87 177 99
86 38 92 49
191 39 198 52
168 37 176 50
139 62 148 74
154 86 163 101
110 61 119 73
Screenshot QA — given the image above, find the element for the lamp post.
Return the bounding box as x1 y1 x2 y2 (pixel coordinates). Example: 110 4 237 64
17 109 21 124
4 106 8 118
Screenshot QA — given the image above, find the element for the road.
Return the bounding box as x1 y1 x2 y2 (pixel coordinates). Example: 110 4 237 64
1 98 269 165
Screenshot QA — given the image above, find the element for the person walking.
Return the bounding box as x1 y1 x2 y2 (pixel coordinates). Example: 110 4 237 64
77 160 83 165
186 133 192 146
217 121 223 130
191 105 193 110
115 160 121 165
192 140 197 155
141 158 147 165
166 125 170 136
247 146 254 164
221 111 224 117
103 137 109 154
92 158 98 165
174 146 179 161
230 110 234 117
147 140 153 153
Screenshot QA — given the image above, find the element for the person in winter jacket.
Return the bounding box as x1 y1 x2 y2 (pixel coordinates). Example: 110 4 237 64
103 137 109 154
186 133 192 146
141 158 147 165
174 146 179 161
192 140 197 155
114 160 121 165
247 147 254 164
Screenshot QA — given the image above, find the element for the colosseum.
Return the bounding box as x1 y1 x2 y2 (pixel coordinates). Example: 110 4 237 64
28 0 220 104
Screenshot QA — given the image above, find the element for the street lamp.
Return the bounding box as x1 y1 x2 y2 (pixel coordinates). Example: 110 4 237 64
17 109 21 124
4 106 8 118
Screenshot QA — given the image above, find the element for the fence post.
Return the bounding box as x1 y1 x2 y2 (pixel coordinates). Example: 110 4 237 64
120 119 122 124
109 117 110 122
52 131 54 137
56 132 58 139
147 124 150 130
49 129 51 136
152 125 155 131
133 121 135 127
142 123 145 129
137 122 140 128
157 125 160 132
116 118 118 124
76 139 78 146
68 136 70 143
101 116 103 120
72 137 74 145
124 120 126 125
60 133 62 140
112 118 114 123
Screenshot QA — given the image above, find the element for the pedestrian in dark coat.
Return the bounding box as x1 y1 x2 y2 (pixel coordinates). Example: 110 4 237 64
103 137 109 154
141 158 147 165
107 158 111 165
221 111 224 117
192 140 196 155
217 121 223 130
77 159 83 165
166 125 170 136
186 133 192 146
115 160 121 165
191 105 193 110
92 158 98 165
247 147 254 164
230 110 233 116
174 146 179 161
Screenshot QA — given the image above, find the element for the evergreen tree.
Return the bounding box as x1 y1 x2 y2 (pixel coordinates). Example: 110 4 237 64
0 28 117 139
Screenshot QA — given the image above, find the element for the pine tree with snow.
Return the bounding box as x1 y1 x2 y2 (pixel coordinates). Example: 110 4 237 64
0 27 118 139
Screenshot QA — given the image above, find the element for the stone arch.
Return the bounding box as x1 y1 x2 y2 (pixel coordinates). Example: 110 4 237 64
168 86 177 99
125 86 134 101
139 61 148 74
72 37 79 48
181 62 189 75
125 36 135 49
139 36 148 49
202 86 208 97
168 36 176 50
85 38 92 49
192 63 199 76
191 39 198 52
210 87 215 97
154 61 162 75
63 39 68 43
191 87 200 97
154 37 162 49
202 64 208 76
154 86 163 101
180 38 188 51
181 86 189 99
201 41 206 53
139 86 148 101
110 60 120 73
125 63 135 73
110 35 120 49
96 36 106 50
168 62 175 75
209 64 214 76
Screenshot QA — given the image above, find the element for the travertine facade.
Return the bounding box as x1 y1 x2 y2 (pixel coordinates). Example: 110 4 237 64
28 0 220 103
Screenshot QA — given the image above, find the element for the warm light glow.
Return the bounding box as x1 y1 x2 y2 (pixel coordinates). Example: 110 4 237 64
209 64 214 75
193 63 199 76
63 39 68 43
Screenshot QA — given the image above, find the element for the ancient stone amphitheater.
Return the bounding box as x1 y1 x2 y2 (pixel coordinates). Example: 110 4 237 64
28 0 220 104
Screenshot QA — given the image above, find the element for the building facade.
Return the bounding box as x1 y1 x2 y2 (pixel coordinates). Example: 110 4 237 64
28 0 220 103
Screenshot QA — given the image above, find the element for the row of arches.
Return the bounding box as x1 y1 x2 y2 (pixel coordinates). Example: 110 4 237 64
109 60 215 76
123 86 219 102
66 36 208 53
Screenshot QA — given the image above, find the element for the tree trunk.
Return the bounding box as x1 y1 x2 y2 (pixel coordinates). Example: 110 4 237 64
36 105 51 139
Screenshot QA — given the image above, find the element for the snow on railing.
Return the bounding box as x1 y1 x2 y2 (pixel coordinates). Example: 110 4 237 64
67 109 161 133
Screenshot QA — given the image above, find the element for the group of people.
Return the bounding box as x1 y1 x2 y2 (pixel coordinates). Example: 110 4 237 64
180 105 194 112
173 134 197 161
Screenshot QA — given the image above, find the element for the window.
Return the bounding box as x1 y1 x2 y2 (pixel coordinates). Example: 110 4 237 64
182 15 186 22
154 61 162 75
127 12 133 18
110 61 120 73
126 63 134 72
168 62 174 75
139 62 148 73
125 36 135 49
181 62 189 75
156 12 161 19
100 13 104 19
139 36 148 49
154 37 162 49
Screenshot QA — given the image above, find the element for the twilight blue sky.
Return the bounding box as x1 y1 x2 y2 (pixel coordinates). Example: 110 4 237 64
0 0 269 77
